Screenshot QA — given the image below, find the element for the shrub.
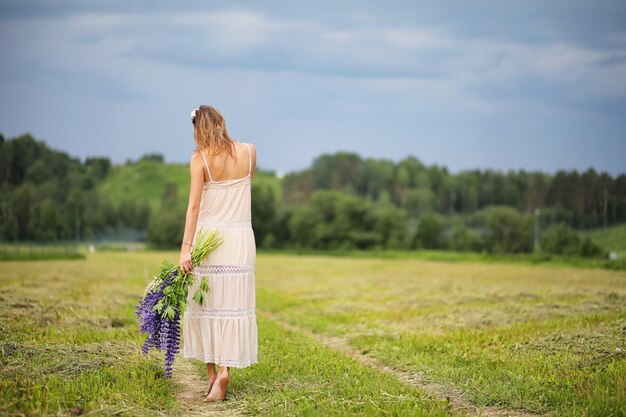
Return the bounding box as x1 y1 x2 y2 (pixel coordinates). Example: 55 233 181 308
540 223 606 258
147 209 184 249
414 213 444 249
486 206 533 254
448 224 485 252
540 223 581 256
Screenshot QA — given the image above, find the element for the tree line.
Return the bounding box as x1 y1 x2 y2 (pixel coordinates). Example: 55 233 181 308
282 152 625 229
0 134 150 241
252 152 624 257
1 134 623 258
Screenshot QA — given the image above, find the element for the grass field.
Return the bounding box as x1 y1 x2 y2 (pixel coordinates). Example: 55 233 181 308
263 248 626 271
0 242 84 261
1 253 624 416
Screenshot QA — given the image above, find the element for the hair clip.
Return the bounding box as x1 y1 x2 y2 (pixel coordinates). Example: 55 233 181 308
191 108 198 124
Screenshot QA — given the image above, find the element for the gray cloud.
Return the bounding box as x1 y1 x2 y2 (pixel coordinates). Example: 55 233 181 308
1 1 625 176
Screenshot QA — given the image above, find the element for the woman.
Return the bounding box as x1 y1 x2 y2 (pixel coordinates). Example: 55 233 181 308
178 105 258 402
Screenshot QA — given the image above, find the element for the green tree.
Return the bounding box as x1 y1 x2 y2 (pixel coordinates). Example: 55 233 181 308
147 183 184 249
30 199 60 241
414 213 445 249
0 200 18 240
282 170 313 206
252 181 278 248
540 223 582 256
288 191 386 250
373 204 408 249
148 183 185 249
138 153 165 163
579 236 606 258
362 159 394 200
487 206 533 253
11 186 32 239
404 188 434 218
540 223 605 258
147 210 184 249
311 152 364 193
448 224 485 252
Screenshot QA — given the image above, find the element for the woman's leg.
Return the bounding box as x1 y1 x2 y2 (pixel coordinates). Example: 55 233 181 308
218 365 229 377
204 365 229 402
205 362 217 395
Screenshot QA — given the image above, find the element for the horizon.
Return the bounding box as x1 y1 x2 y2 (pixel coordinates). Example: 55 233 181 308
4 130 624 178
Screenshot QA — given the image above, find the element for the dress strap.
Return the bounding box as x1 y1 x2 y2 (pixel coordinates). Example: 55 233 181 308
199 151 213 182
245 143 252 177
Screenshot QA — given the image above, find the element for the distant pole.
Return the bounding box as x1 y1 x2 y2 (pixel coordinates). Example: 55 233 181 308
534 208 541 252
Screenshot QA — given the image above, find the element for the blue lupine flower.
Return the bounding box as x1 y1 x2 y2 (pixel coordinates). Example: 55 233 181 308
135 228 223 378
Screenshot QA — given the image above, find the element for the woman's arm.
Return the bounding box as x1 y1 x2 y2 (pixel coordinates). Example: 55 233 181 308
179 152 205 274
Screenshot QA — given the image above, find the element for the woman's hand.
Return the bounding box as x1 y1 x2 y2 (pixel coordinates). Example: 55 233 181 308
179 245 193 274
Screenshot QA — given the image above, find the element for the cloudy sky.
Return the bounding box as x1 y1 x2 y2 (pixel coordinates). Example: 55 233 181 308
1 0 625 176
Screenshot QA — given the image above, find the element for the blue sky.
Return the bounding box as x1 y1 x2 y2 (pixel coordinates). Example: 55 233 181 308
1 0 625 176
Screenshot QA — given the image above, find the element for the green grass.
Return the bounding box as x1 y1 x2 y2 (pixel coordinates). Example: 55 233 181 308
260 247 626 271
209 315 457 416
0 253 179 416
255 255 626 417
0 252 461 417
2 252 625 416
93 241 148 252
0 251 85 261
349 313 626 416
0 242 84 261
582 222 626 259
98 160 190 210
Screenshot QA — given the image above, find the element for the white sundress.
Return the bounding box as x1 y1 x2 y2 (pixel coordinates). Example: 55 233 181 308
182 143 258 368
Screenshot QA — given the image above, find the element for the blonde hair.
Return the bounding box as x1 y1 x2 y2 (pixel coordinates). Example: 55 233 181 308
193 105 236 158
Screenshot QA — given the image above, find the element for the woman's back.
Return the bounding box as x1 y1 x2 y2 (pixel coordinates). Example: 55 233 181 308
199 142 253 182
196 142 254 223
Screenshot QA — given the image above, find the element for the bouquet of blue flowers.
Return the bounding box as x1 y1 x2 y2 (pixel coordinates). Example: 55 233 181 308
135 228 223 377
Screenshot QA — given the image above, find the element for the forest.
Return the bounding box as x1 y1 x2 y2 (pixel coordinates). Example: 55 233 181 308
1 133 624 257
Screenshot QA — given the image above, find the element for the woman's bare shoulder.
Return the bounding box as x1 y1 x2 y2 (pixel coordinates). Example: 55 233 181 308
240 142 256 163
233 141 255 155
189 151 205 169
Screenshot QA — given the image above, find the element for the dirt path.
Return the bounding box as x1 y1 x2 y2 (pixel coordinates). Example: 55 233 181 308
171 355 245 417
258 309 549 417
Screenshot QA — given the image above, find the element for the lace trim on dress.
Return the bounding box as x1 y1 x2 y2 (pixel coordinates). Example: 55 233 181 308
183 350 258 368
185 307 256 319
197 219 252 231
193 264 255 275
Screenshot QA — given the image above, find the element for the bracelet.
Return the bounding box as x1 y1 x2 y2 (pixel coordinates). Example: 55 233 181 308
182 241 194 248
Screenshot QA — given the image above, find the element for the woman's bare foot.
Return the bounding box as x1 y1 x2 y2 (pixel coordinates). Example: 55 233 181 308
203 373 217 397
204 363 217 397
203 373 229 402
